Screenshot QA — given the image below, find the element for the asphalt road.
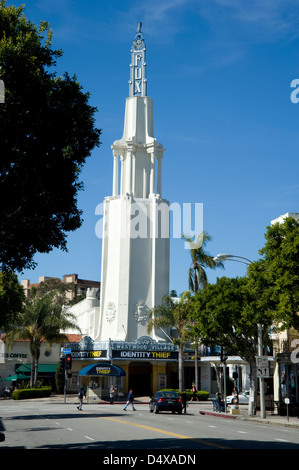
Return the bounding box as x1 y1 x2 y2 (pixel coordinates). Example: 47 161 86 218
1 400 299 453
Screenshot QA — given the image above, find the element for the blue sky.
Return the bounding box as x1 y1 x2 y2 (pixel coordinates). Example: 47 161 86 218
13 0 299 295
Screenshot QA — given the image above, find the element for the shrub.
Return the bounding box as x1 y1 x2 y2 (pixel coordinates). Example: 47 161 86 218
159 388 209 401
12 386 51 400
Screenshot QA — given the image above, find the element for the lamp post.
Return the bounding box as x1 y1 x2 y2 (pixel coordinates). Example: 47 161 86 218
214 253 266 419
213 253 252 265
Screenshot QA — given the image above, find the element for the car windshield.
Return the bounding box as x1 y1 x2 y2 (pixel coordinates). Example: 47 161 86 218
159 392 178 398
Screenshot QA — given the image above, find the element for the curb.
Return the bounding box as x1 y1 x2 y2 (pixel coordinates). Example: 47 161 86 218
199 409 299 428
199 410 238 420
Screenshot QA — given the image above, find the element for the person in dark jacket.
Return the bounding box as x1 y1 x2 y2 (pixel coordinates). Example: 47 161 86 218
77 387 84 410
181 390 187 414
123 389 136 411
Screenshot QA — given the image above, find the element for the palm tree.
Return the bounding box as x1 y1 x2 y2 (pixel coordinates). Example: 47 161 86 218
147 292 192 392
183 231 224 389
183 232 223 292
5 291 81 387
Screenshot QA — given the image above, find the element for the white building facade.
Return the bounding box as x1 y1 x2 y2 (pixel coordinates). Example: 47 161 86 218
95 24 170 343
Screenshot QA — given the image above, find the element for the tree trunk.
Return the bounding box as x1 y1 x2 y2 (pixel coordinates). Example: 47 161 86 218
178 343 185 392
212 363 222 396
34 358 38 386
194 344 199 390
248 360 258 416
30 359 35 388
30 357 38 387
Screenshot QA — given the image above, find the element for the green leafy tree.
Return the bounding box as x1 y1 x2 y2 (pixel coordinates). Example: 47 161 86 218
0 270 25 330
0 1 101 272
5 291 81 387
33 278 76 306
257 216 299 330
191 217 299 414
192 275 274 415
183 232 224 389
147 292 192 391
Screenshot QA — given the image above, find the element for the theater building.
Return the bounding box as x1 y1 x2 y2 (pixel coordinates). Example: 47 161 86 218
62 25 256 400
63 24 179 398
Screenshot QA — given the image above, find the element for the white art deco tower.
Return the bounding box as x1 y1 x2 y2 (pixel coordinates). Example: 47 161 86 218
95 24 170 343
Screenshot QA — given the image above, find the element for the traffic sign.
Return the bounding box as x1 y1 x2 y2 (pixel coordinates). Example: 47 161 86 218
62 348 71 354
257 366 270 378
256 356 269 367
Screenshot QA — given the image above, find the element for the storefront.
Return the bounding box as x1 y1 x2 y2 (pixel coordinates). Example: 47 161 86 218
0 337 61 393
275 353 299 415
78 363 126 402
66 336 180 397
65 336 215 397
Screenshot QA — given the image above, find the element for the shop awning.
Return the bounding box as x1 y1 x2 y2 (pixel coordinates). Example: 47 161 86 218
16 364 57 373
5 374 30 381
79 363 126 377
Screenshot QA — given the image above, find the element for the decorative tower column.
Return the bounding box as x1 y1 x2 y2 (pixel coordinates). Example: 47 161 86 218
95 24 170 343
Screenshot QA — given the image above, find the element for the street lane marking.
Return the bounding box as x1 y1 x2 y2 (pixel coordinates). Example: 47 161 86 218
85 436 94 441
100 417 231 449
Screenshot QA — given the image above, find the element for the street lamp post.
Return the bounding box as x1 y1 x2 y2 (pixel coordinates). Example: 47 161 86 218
213 253 252 265
214 253 266 419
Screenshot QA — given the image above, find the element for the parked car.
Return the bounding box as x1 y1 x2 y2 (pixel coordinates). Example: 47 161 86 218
226 390 250 404
149 391 182 414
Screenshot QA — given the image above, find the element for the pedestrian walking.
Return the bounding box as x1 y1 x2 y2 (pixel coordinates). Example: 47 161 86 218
109 385 115 404
192 384 197 401
123 389 136 411
181 390 187 414
77 386 84 410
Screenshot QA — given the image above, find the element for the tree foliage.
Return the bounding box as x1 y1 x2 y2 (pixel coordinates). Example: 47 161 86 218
190 216 299 413
0 1 101 271
257 217 299 329
5 290 81 386
0 270 25 329
147 292 193 391
183 232 224 293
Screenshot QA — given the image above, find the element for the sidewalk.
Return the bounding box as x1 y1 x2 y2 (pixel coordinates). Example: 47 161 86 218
193 400 299 428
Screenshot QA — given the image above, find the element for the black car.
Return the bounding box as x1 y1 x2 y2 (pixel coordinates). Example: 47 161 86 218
149 391 182 414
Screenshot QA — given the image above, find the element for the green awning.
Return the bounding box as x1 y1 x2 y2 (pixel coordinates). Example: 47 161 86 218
16 364 57 373
5 374 29 381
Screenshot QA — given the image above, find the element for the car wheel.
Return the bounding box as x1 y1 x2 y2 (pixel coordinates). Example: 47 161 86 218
154 405 159 414
149 407 153 412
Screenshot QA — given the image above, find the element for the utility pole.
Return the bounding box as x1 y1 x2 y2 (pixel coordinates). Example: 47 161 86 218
221 347 228 412
258 323 266 419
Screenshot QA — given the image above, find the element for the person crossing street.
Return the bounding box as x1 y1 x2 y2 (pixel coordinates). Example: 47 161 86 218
123 389 136 411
